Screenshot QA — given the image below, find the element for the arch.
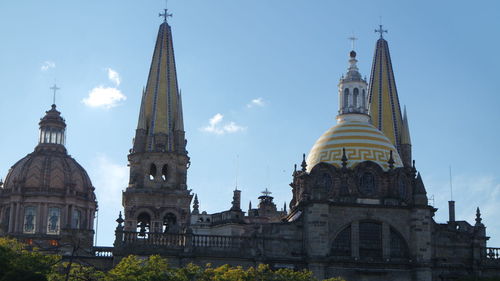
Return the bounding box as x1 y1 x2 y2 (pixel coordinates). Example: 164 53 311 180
136 212 151 236
390 227 409 258
162 212 178 233
353 88 359 107
161 164 168 181
331 225 351 256
343 88 349 108
359 221 382 258
149 163 157 181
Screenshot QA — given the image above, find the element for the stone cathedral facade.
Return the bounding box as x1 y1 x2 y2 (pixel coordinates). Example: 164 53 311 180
1 15 500 281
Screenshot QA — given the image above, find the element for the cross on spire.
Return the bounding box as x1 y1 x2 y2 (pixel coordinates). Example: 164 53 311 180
375 25 388 38
348 35 358 50
159 8 172 22
50 84 60 105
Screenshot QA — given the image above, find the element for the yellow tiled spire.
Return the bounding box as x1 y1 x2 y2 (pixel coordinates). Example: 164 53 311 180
135 19 184 153
367 30 404 151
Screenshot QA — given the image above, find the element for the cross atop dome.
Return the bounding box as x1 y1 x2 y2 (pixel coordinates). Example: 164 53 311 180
50 83 60 105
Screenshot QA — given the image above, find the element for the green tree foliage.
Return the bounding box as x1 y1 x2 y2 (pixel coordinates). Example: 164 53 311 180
0 238 57 281
0 239 346 281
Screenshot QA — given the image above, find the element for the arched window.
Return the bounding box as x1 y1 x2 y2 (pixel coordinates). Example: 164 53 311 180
343 88 349 108
161 165 168 181
72 209 82 229
163 213 177 233
47 207 61 235
317 173 333 189
390 228 409 258
149 164 157 181
353 88 359 107
359 172 377 196
331 226 351 256
362 89 366 108
136 212 151 237
23 207 36 234
359 221 382 258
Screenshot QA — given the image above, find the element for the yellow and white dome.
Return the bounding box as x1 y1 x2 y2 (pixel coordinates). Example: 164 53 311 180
306 119 403 172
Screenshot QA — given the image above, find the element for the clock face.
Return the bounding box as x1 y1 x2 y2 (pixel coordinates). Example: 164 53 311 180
359 172 376 196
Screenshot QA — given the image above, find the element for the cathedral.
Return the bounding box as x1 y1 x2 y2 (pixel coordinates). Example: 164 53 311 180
1 11 500 281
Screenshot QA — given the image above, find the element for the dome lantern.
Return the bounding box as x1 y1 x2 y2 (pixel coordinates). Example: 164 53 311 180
38 104 66 148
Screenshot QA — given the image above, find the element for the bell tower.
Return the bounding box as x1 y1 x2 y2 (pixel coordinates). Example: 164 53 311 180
122 10 192 235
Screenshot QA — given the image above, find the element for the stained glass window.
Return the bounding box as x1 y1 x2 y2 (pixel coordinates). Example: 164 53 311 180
23 207 36 234
331 226 351 256
359 222 382 258
47 207 61 235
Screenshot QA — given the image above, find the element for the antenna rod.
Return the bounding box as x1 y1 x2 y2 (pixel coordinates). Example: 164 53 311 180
449 166 453 201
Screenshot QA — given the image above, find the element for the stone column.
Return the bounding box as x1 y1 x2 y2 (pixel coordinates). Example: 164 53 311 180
36 203 43 233
8 202 15 233
14 203 21 233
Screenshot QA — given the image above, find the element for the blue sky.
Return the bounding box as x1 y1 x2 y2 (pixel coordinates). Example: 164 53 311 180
1 1 499 246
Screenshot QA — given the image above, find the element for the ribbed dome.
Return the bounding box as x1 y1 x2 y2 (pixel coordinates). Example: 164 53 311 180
3 148 95 198
306 120 403 172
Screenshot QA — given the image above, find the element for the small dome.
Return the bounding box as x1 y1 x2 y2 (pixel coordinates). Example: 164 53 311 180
307 120 403 172
3 148 95 197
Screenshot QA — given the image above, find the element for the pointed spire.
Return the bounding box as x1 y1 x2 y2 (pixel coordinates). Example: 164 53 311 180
301 153 307 172
192 194 199 215
388 150 395 170
133 14 185 153
401 106 412 145
368 30 404 151
248 200 252 211
283 201 287 214
475 207 482 225
341 148 348 168
137 87 147 130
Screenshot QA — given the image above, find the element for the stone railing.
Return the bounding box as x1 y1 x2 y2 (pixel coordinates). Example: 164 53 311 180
93 246 114 257
486 247 500 260
115 230 303 258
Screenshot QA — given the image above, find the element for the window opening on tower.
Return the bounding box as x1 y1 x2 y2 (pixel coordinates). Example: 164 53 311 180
149 164 157 181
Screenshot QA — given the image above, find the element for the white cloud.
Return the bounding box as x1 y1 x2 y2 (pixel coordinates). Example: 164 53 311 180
107 68 121 86
88 155 128 245
41 61 55 71
82 86 127 109
201 113 246 135
247 97 265 108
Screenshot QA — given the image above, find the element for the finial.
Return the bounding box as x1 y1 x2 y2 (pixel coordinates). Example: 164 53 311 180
249 200 252 210
159 0 173 23
294 164 297 173
348 34 358 51
116 211 124 225
388 150 395 170
475 207 482 224
375 25 388 39
341 148 348 168
193 194 199 213
301 153 307 172
262 188 272 197
0 178 3 187
50 83 60 105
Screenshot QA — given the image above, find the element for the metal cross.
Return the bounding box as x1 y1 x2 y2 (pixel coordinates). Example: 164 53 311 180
50 84 60 105
375 25 388 38
262 188 272 197
348 35 358 50
159 8 173 22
